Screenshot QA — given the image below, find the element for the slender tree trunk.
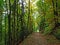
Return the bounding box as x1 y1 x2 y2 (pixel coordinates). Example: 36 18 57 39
0 11 2 45
8 0 11 45
28 0 30 33
21 0 25 40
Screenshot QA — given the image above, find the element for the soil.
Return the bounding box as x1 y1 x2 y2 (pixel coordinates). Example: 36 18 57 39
19 32 60 45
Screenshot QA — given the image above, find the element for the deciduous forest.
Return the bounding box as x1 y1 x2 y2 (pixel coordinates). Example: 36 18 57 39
0 0 60 45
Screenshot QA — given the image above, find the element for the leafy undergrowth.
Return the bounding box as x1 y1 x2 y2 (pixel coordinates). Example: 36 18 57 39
53 26 60 39
19 32 60 45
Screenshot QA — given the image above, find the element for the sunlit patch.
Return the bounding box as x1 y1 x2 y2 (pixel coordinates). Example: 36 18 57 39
42 0 44 3
37 29 39 32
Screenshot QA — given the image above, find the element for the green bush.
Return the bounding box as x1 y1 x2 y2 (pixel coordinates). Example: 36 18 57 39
43 22 54 35
44 26 52 35
53 27 60 39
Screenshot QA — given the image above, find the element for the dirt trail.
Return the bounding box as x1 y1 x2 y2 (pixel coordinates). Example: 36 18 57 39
19 32 60 45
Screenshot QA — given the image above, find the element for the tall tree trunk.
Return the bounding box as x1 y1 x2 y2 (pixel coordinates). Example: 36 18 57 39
8 0 11 45
28 0 30 33
52 0 58 29
0 11 2 45
21 0 25 40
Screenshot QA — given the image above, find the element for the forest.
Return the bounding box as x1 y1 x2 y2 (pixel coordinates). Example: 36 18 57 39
0 0 60 45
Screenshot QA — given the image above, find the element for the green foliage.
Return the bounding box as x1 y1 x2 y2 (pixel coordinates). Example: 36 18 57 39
0 0 34 45
0 0 4 8
36 0 60 40
53 27 60 39
0 0 60 45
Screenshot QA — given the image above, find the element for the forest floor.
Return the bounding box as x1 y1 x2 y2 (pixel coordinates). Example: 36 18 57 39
19 32 60 45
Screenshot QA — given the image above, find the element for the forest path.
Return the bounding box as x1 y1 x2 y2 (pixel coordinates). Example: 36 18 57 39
19 32 60 45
